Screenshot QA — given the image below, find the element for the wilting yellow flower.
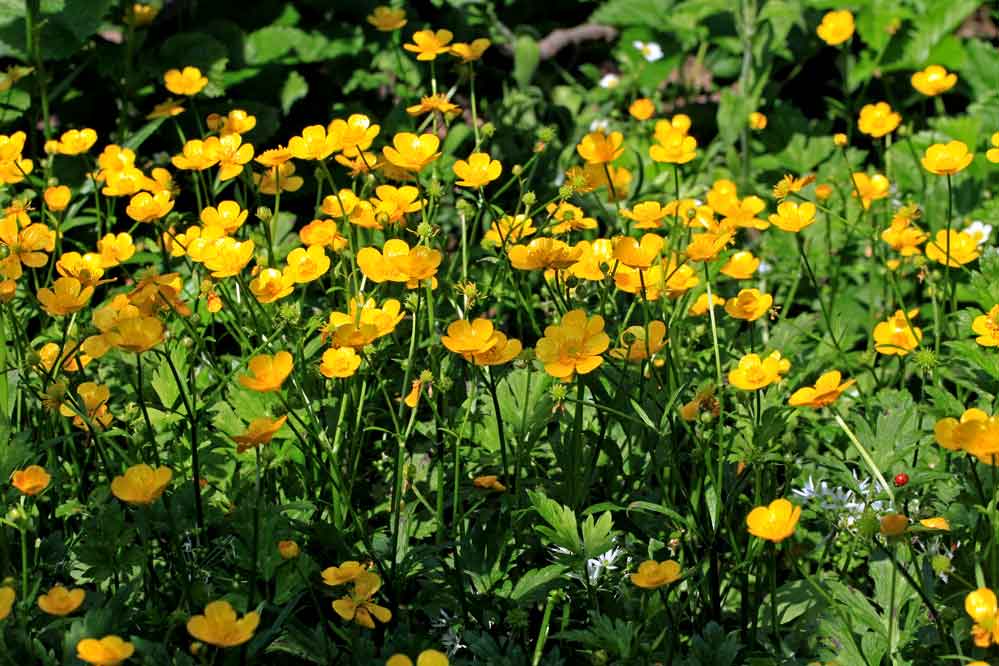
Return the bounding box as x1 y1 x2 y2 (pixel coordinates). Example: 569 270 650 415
925 229 980 267
973 305 999 347
788 371 855 408
332 571 392 628
508 237 582 271
851 173 890 210
76 636 135 665
650 124 697 164
406 94 461 117
164 66 208 95
111 464 172 505
724 288 773 321
37 277 94 316
404 29 453 60
728 351 790 391
146 98 185 119
55 128 97 155
630 560 681 589
768 201 816 232
610 321 667 362
921 140 974 175
577 130 624 165
920 517 950 531
450 38 490 63
535 309 609 381
187 601 260 648
746 498 801 542
748 112 767 130
11 464 51 495
367 6 406 31
473 475 506 492
320 347 362 379
965 588 999 647
240 351 293 392
628 98 654 121
873 309 922 355
357 239 441 288
772 173 815 202
38 585 86 616
382 132 441 173
231 416 288 453
688 292 725 316
858 102 901 138
453 152 502 188
816 9 854 45
278 540 300 559
880 514 909 537
720 251 760 279
322 561 367 587
0 586 14 620
911 65 956 96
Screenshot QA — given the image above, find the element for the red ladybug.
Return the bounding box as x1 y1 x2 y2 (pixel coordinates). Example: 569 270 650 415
894 473 909 487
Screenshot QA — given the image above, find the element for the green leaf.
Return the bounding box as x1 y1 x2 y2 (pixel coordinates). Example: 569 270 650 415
159 32 229 72
507 564 568 601
245 26 302 65
151 346 187 410
580 511 614 559
900 0 978 67
529 490 581 554
590 0 671 26
959 38 999 102
281 71 308 115
513 34 540 89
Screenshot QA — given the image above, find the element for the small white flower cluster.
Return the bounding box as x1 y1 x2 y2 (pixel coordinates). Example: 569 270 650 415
792 470 887 527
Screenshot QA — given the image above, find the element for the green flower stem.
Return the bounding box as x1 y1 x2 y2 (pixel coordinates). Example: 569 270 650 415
483 367 510 484
161 347 204 538
247 446 263 610
831 409 895 505
469 67 480 148
944 173 957 318
532 589 564 666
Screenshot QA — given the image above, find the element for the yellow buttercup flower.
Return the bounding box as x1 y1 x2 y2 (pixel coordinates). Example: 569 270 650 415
450 38 490 63
332 571 392 629
240 351 293 392
284 245 331 284
442 319 502 356
768 201 816 232
535 309 609 381
403 29 453 61
300 219 348 251
577 130 624 165
367 6 406 31
76 636 134 665
38 585 86 616
965 588 999 648
483 214 536 246
172 138 220 171
37 277 94 316
919 517 950 531
111 464 172 505
630 560 681 589
201 237 255 278
973 305 999 347
650 124 697 164
278 540 300 559
11 464 51 495
289 124 339 161
231 416 288 452
382 132 441 173
44 184 71 211
746 498 801 542
921 140 974 175
187 600 260 648
925 229 980 267
748 111 767 130
816 9 854 46
453 152 502 188
911 65 957 96
724 288 773 321
322 561 367 587
613 234 664 269
406 94 461 117
125 191 174 223
508 237 582 271
728 351 790 391
328 114 380 157
858 102 901 138
988 132 999 164
688 292 725 316
255 162 304 194
55 128 97 155
357 239 441 288
319 347 362 379
208 108 257 135
621 201 670 229
610 321 667 362
873 309 922 355
851 173 890 210
788 371 855 408
628 98 654 121
249 267 295 303
164 66 208 96
0 586 13 620
546 201 597 234
720 250 760 279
